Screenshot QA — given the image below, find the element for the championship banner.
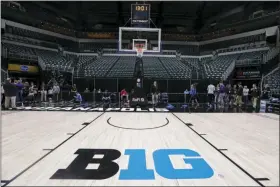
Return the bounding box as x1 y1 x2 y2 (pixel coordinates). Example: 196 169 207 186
8 64 39 73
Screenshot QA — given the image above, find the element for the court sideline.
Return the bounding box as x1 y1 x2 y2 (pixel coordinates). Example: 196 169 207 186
1 111 279 186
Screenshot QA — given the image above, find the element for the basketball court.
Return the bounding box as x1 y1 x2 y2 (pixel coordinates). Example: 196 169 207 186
1 111 279 186
1 2 279 187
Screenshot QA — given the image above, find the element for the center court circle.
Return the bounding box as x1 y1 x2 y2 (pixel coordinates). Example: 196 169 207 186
107 117 169 130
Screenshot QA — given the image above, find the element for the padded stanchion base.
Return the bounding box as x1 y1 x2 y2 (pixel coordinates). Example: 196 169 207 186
130 87 148 107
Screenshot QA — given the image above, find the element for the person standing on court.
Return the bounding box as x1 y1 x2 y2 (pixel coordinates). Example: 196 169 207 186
243 85 249 106
151 81 159 106
235 82 243 107
52 82 60 103
3 78 17 109
15 79 24 105
225 84 232 107
190 83 199 108
40 82 47 102
102 90 111 107
207 83 215 106
218 81 226 109
120 88 128 102
251 84 259 111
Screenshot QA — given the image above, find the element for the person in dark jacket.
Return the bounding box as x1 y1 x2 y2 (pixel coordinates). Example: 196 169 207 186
251 84 259 110
224 84 231 105
235 82 243 107
22 81 30 100
71 84 77 92
102 90 111 101
3 78 18 109
102 90 111 107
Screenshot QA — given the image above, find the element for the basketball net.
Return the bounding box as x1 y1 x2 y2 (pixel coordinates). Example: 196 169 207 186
136 44 145 58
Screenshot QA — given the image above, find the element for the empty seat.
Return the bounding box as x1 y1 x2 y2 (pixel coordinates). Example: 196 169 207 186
142 57 170 79
159 57 191 79
204 54 239 79
107 56 136 78
84 56 119 77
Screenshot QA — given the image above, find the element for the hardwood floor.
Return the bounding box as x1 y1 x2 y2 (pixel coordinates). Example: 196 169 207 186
1 112 279 186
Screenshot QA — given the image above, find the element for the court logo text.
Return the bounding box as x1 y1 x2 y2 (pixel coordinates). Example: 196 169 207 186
50 149 214 180
16 106 169 112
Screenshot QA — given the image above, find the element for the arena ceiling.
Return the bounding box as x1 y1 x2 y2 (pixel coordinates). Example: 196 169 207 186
6 1 279 33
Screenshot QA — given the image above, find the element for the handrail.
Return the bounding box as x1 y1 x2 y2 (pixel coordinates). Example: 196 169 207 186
37 56 46 70
222 60 235 80
263 66 280 80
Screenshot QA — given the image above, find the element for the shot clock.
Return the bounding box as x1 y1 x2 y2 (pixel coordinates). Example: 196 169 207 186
131 4 150 26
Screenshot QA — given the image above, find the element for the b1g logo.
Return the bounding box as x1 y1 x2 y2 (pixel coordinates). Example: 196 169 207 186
50 149 214 180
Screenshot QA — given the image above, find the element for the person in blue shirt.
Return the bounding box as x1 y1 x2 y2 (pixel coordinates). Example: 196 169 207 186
15 79 24 104
74 92 82 104
189 84 199 108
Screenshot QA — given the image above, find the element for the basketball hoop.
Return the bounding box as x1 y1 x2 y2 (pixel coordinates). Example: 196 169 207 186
136 48 143 57
136 44 145 58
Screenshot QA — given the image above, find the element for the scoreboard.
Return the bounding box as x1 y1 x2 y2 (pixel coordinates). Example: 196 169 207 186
131 4 150 26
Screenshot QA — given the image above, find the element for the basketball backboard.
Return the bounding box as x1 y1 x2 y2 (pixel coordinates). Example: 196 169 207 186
118 27 161 54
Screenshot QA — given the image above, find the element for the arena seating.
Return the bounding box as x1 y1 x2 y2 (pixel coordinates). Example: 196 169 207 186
2 34 37 45
65 54 77 67
2 24 275 82
77 55 97 69
264 67 280 93
5 25 77 51
201 57 212 63
6 25 54 43
181 57 200 70
179 46 200 55
142 57 170 79
2 34 58 49
36 50 73 71
161 44 199 55
84 56 119 77
3 43 36 57
161 44 178 51
200 33 266 52
79 43 116 52
106 56 136 78
204 54 240 79
6 25 39 38
159 57 191 79
238 50 268 60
